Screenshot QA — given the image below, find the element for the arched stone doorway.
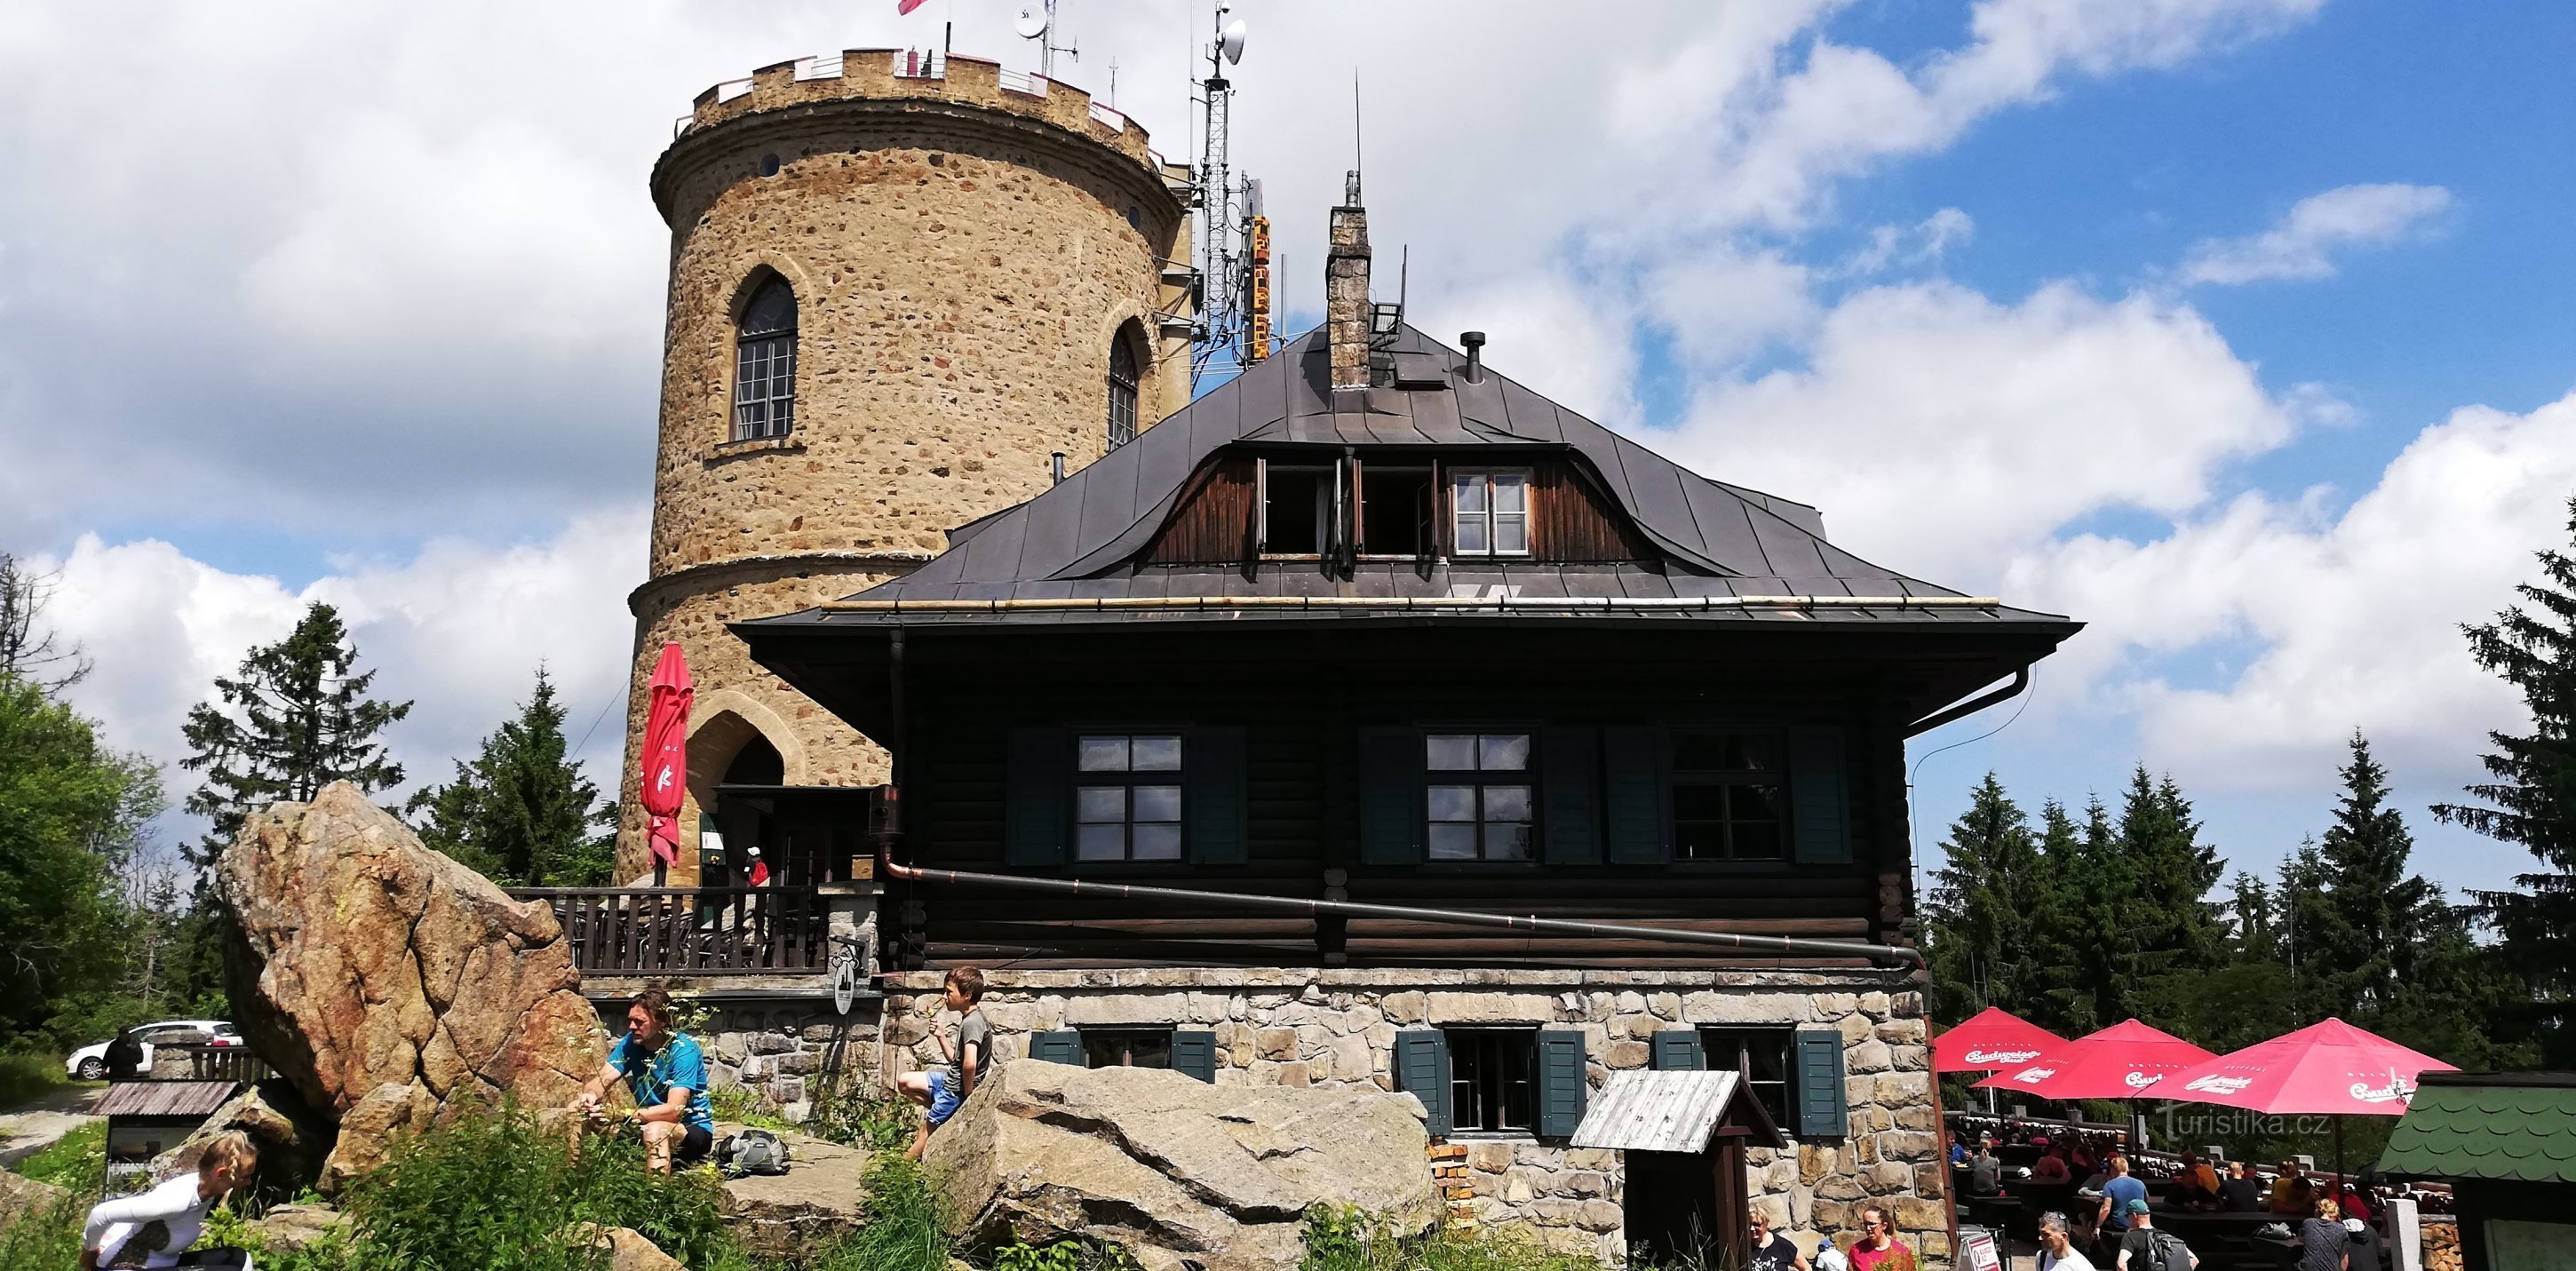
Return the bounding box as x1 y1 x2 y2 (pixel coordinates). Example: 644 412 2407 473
684 707 869 890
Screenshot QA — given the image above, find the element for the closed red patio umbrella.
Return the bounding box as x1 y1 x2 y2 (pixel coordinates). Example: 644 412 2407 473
640 642 694 873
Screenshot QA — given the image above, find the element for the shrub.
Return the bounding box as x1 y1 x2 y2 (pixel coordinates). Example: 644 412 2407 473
13 1120 105 1195
0 1050 69 1108
1297 1204 1610 1271
809 1153 950 1271
806 1078 915 1153
0 1194 84 1270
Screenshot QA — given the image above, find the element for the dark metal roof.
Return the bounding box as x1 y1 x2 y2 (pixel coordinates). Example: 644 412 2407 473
743 324 2073 632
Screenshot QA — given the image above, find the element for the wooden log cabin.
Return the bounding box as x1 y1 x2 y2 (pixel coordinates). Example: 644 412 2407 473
729 185 2081 1266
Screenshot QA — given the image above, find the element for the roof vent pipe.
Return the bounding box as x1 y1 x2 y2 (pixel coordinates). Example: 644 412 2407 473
1051 452 1067 485
1461 331 1486 384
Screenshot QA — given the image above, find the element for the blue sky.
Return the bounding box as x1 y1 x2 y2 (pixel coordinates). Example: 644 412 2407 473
4 0 2572 900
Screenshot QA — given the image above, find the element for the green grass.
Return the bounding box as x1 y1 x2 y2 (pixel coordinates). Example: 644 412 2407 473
12 1120 105 1196
0 1051 72 1110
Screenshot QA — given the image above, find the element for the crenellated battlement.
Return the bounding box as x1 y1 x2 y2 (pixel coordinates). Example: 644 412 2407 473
676 49 1163 173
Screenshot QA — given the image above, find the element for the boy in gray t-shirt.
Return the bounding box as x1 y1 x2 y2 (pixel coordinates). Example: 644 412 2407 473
898 965 991 1160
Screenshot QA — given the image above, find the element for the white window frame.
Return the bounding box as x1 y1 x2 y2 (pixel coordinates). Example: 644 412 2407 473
1450 468 1531 557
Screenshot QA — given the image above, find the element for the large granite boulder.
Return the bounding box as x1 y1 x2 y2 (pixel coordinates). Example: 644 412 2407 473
218 782 608 1185
925 1060 1438 1271
716 1125 872 1259
0 1170 71 1229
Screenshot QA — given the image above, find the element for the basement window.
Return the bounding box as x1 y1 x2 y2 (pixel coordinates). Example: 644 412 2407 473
1700 1028 1793 1131
1081 1028 1173 1070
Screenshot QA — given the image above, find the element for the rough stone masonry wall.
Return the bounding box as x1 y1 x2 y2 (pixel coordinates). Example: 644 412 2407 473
616 56 1191 877
879 968 1944 1267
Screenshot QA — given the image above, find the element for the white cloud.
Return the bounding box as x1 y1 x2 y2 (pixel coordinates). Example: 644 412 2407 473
2012 392 2576 790
1670 280 2303 580
2182 183 2453 285
38 509 647 849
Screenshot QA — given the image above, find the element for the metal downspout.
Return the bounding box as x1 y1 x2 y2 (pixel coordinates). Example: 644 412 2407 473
874 857 1925 967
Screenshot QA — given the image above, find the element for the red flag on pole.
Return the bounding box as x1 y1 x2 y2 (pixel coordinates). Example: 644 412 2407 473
639 642 694 867
897 0 931 13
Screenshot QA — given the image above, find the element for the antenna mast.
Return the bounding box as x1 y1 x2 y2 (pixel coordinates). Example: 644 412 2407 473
1189 3 1259 391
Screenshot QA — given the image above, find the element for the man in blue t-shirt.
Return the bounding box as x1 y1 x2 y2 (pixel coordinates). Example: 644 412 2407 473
571 986 716 1173
2095 1155 2150 1247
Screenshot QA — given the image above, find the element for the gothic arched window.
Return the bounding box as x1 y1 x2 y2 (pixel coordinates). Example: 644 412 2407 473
1107 333 1140 449
732 275 798 441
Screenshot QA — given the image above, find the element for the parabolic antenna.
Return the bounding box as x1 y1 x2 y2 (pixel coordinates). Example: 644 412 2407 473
1220 18 1248 65
1014 5 1049 40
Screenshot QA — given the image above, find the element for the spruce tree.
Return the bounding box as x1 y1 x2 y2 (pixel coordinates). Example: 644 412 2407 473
407 668 614 886
2119 767 2227 974
2013 798 2092 1037
2432 497 2576 1063
2307 733 2440 1016
179 602 411 866
1927 773 2040 1021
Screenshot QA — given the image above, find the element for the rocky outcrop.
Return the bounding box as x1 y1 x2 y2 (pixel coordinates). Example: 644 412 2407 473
926 1060 1438 1271
218 782 608 1186
0 1170 70 1228
162 1078 333 1200
246 1203 348 1255
716 1125 872 1259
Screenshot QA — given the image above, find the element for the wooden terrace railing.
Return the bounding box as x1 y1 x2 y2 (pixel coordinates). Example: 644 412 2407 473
508 886 830 977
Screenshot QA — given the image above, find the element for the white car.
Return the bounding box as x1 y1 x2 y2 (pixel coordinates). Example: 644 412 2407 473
66 1019 244 1081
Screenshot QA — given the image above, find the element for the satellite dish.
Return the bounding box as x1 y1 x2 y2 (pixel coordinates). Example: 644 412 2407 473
1219 18 1248 65
1014 5 1049 39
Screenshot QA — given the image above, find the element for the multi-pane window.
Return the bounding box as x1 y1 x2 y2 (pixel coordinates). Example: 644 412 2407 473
1447 1030 1536 1133
1427 733 1532 862
1701 1028 1793 1132
1451 469 1530 555
1076 734 1183 861
1108 338 1140 448
733 276 798 441
1670 731 1786 861
1081 1028 1173 1070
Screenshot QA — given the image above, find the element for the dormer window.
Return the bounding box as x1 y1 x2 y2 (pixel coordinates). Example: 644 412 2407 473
732 275 798 441
1451 470 1530 556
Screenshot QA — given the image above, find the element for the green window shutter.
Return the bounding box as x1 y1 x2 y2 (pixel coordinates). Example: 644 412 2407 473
1536 1029 1589 1139
1603 726 1669 864
1540 727 1602 865
1792 1027 1849 1140
1393 1030 1451 1135
1185 727 1249 865
1650 1030 1705 1071
1357 727 1423 866
1788 726 1853 865
1172 1029 1219 1083
1004 728 1069 867
1028 1030 1083 1066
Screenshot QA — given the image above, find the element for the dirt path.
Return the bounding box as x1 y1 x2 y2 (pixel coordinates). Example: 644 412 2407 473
0 1084 101 1169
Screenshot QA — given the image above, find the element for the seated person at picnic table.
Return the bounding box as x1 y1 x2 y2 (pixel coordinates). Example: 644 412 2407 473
1951 1132 1971 1166
2171 1153 2222 1210
81 1131 258 1270
569 985 716 1174
2340 1216 2381 1271
2220 1160 2264 1211
2280 1177 2320 1220
2033 1144 2073 1184
1969 1142 2006 1196
897 965 992 1161
2270 1159 2310 1212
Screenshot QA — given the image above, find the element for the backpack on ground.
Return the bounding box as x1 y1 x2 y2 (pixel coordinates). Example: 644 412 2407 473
720 1128 791 1176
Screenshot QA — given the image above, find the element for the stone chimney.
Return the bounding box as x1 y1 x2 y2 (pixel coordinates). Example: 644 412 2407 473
1325 170 1371 393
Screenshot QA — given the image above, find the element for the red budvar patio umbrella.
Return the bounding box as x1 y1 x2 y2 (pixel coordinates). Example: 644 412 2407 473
2161 1017 2456 1183
1936 1007 2068 1074
1975 1019 2220 1100
1937 1007 2070 1115
640 642 694 874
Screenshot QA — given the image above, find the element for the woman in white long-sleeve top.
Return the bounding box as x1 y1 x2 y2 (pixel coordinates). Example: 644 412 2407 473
79 1131 258 1269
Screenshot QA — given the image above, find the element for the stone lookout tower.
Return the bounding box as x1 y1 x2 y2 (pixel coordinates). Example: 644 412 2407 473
618 51 1193 880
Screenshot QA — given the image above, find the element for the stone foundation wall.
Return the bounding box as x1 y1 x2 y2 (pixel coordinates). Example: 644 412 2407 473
877 967 1944 1267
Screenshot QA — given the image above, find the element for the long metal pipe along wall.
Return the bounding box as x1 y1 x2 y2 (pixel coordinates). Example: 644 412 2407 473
878 855 1925 966
820 593 2003 616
